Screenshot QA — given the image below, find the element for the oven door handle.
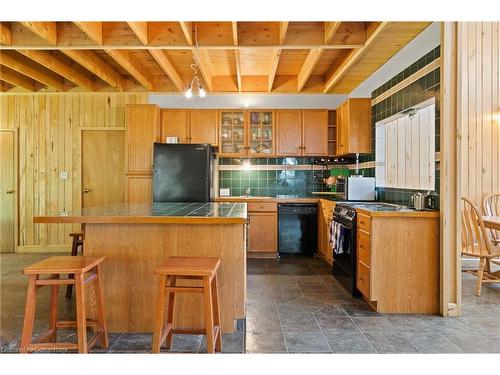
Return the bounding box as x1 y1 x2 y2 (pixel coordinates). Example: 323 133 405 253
332 219 354 230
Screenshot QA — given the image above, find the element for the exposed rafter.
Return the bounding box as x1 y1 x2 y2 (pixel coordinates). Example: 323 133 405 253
324 22 342 44
0 65 36 91
192 49 213 91
21 22 57 45
279 22 289 44
127 22 149 45
0 22 12 45
232 22 241 92
61 49 124 91
18 50 99 91
149 49 183 91
179 22 193 45
105 49 155 91
324 22 388 93
268 48 281 92
74 22 103 45
297 48 323 92
0 51 65 91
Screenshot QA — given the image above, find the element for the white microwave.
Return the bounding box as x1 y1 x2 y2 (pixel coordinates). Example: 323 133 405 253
347 176 375 201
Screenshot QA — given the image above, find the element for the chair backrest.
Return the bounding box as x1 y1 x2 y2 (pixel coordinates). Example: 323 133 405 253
483 193 500 242
461 197 494 256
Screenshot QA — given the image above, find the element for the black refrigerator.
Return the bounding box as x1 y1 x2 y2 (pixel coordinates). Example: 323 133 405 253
153 143 213 202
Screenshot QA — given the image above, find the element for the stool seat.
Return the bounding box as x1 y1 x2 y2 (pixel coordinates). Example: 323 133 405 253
69 231 84 239
154 256 220 277
23 256 104 275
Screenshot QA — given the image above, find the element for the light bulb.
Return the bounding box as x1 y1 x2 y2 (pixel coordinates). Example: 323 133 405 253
185 87 193 98
199 87 206 98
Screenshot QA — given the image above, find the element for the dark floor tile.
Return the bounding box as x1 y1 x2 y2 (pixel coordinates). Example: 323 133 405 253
403 333 463 353
246 331 286 353
315 316 359 332
442 333 500 353
351 317 395 332
163 334 202 353
274 291 304 304
199 332 244 353
280 314 321 331
246 313 281 332
323 331 376 353
313 305 349 318
283 330 331 353
385 315 434 332
342 303 380 317
364 332 419 353
112 333 153 352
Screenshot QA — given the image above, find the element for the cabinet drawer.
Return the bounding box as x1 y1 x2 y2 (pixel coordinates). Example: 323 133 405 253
248 202 277 212
357 213 371 232
357 230 370 265
357 260 370 298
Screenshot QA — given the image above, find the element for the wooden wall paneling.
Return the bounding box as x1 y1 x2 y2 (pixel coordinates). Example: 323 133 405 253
126 175 152 204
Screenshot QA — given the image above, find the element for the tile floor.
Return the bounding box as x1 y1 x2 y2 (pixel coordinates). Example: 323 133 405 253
1 254 499 353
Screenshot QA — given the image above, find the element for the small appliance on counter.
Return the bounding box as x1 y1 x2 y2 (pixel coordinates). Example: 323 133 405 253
346 176 375 201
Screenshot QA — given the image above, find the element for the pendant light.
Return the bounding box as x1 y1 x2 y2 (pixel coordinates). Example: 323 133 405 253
185 23 207 98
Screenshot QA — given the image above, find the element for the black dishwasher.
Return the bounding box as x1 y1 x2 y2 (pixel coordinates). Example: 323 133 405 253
278 204 318 256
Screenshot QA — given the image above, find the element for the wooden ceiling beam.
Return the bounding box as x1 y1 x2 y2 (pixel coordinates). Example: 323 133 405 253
127 22 149 45
18 50 99 91
192 49 213 91
62 49 124 91
0 51 65 91
74 22 103 45
0 22 12 45
149 49 183 91
179 22 193 45
279 22 289 44
232 22 241 92
324 22 388 93
0 65 36 91
268 48 281 92
297 48 323 92
105 49 155 91
324 22 342 44
21 22 57 45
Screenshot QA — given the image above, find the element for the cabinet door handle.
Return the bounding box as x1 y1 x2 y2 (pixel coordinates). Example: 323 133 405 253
6 189 15 194
82 189 90 193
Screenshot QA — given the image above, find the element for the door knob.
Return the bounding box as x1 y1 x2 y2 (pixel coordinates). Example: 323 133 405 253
6 189 15 194
82 189 90 193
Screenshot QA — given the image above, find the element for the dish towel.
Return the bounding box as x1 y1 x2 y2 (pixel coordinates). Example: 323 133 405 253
329 221 343 255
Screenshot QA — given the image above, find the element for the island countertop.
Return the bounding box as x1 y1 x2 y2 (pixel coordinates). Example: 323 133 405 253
34 202 248 225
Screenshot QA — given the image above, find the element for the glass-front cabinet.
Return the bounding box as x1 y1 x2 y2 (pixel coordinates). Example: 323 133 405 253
219 110 275 156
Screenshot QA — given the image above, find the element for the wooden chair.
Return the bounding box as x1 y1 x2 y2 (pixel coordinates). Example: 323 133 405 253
461 198 500 296
152 256 222 354
483 193 500 245
20 256 108 353
66 231 84 299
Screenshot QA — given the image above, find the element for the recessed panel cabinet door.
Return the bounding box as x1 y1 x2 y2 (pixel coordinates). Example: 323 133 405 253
189 109 218 145
161 109 189 143
0 131 15 253
276 110 302 155
303 109 328 155
248 212 278 253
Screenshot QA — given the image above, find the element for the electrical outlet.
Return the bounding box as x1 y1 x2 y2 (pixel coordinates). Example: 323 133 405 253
219 188 230 197
60 171 68 180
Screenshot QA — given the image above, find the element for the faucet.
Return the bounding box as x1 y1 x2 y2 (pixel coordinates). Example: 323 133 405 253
244 187 251 197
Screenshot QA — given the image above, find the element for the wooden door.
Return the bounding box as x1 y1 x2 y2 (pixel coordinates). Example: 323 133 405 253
161 109 189 143
81 130 125 208
189 109 218 145
0 131 15 253
302 109 328 155
276 110 302 155
248 212 278 253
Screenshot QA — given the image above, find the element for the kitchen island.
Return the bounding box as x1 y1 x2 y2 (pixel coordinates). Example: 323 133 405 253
34 202 248 334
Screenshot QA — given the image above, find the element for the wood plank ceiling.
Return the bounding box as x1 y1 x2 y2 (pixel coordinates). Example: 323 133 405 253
0 21 431 94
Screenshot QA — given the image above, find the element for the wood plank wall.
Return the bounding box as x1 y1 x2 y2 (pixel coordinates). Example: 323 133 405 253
0 93 147 251
458 22 500 206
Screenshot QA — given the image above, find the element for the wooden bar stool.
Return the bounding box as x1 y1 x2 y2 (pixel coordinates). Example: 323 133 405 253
152 256 222 354
66 231 84 299
20 256 108 354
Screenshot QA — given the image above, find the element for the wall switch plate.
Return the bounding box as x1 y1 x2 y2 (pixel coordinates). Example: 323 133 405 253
219 188 230 197
60 171 68 180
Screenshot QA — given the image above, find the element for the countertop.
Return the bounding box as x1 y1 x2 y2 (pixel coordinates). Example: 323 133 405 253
33 202 248 225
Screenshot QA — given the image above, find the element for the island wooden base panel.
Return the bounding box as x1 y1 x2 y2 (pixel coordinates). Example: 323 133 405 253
83 223 246 334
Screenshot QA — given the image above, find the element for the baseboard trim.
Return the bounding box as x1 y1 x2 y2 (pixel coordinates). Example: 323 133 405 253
16 245 71 253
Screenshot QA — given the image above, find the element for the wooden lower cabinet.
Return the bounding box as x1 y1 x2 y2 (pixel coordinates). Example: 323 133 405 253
248 212 278 253
355 210 439 313
317 199 335 265
126 175 152 204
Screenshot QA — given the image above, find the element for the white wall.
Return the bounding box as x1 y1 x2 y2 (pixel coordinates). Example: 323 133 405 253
149 22 441 110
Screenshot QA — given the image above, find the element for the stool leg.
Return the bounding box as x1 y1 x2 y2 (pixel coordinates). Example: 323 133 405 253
165 276 176 350
20 274 38 353
74 273 88 353
203 276 215 353
94 265 109 349
211 274 222 352
49 275 60 343
152 275 167 353
65 236 79 299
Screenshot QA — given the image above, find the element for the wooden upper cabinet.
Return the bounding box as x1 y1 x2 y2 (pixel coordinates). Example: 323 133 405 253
189 109 218 145
336 98 371 155
219 110 247 156
302 110 328 155
247 110 275 156
276 110 302 155
126 104 160 174
161 109 189 143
